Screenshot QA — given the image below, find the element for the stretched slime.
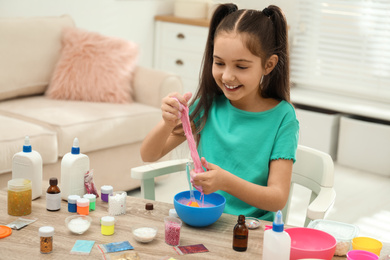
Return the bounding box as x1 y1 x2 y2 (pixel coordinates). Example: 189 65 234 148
173 97 204 202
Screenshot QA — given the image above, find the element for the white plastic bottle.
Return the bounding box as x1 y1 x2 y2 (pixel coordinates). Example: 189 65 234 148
60 138 89 200
12 136 43 200
262 210 291 260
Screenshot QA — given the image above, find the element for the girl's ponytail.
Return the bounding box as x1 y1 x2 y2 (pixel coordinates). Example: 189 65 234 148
262 5 290 102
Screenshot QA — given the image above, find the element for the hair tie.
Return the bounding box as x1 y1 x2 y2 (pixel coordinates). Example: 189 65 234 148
262 7 272 17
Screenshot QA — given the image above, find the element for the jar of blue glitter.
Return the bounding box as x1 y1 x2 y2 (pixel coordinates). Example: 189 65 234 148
67 195 80 213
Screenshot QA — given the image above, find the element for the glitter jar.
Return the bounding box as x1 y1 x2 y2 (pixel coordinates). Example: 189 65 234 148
101 185 113 202
77 198 90 215
83 194 96 211
7 178 32 216
164 216 182 246
108 191 126 215
101 216 115 236
67 195 80 213
39 226 54 254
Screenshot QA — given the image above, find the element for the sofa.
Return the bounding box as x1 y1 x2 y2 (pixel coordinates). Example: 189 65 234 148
0 15 182 191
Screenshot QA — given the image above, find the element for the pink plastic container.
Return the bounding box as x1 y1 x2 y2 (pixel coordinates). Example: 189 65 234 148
285 227 337 260
347 250 379 260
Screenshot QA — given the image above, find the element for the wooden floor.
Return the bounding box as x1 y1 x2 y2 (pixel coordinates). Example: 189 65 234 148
128 162 390 244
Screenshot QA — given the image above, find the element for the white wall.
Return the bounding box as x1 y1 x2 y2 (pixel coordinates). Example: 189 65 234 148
0 0 296 67
0 0 174 67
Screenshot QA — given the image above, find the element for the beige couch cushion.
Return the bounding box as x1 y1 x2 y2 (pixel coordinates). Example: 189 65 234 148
0 15 75 101
0 96 161 156
0 115 57 174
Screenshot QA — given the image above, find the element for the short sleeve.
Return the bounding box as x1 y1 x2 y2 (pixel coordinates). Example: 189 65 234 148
270 118 300 163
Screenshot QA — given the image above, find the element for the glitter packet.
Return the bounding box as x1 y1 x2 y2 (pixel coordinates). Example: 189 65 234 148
84 169 99 198
70 240 95 255
103 251 140 260
173 244 209 255
97 241 134 253
6 217 37 230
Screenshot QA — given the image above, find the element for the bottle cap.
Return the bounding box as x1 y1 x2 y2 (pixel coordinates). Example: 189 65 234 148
101 216 115 226
145 203 154 210
169 209 178 218
71 138 80 154
0 225 12 238
8 178 31 191
77 198 90 207
101 185 113 193
83 194 96 202
68 195 80 203
49 178 58 186
39 226 54 237
272 210 284 232
22 136 32 153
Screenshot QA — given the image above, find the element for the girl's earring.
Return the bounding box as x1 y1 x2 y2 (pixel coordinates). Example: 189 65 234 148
260 75 264 85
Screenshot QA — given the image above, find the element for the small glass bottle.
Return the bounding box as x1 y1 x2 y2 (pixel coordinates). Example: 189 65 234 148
39 226 54 254
233 215 248 252
46 178 61 211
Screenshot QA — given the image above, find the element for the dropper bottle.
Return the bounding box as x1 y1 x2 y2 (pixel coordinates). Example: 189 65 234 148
262 210 291 260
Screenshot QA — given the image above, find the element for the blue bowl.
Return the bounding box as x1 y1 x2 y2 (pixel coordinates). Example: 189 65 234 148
174 190 226 227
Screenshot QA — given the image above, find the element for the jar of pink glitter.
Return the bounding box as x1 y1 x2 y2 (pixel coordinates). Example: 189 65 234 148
164 216 182 246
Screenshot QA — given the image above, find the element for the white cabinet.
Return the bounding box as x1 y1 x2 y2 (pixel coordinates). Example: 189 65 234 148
154 16 209 95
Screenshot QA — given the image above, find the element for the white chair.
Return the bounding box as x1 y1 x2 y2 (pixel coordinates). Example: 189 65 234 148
131 145 336 226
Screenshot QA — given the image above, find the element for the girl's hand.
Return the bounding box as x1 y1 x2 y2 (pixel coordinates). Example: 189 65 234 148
191 157 227 194
161 92 192 128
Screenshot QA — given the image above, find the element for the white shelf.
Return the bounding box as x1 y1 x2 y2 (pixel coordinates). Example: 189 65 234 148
291 87 390 122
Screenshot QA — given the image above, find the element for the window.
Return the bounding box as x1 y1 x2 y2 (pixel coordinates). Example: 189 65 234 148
290 0 390 102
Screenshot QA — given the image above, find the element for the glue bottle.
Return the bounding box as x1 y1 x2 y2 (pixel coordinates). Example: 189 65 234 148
60 138 89 200
262 210 291 260
12 136 43 200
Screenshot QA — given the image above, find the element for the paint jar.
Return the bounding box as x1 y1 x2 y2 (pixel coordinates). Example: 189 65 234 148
101 216 115 236
164 216 182 246
77 198 90 215
39 226 54 254
83 194 96 211
7 178 32 216
67 195 80 213
108 191 127 215
101 185 113 202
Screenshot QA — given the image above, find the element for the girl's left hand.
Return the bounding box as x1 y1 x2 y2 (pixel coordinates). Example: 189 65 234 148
190 157 227 194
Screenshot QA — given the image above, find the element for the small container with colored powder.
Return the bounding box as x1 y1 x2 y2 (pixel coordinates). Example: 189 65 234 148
83 194 96 211
77 198 90 215
67 195 80 213
39 226 54 254
164 216 182 246
101 216 115 235
100 185 113 202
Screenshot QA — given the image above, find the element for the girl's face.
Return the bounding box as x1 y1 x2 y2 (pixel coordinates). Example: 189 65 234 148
212 32 265 111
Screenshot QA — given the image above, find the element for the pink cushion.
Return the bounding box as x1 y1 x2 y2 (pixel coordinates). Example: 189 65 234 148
46 27 138 103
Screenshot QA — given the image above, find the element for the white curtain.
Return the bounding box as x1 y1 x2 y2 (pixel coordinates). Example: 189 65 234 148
290 0 390 102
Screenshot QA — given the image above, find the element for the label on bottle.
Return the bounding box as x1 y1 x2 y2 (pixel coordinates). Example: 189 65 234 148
234 235 247 240
46 193 61 210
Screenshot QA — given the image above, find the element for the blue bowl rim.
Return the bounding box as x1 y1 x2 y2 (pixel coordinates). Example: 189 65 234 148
174 190 226 209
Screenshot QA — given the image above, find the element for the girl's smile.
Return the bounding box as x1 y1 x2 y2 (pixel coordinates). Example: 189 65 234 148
212 32 265 111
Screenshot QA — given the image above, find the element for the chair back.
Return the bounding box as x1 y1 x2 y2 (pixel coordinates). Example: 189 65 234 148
282 145 335 227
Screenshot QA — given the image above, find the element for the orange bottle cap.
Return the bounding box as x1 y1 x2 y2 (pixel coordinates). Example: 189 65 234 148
0 225 12 238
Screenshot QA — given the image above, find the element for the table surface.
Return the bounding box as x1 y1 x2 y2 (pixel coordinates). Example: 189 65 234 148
0 190 388 259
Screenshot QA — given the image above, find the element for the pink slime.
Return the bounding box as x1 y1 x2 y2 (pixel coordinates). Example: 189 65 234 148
173 98 204 194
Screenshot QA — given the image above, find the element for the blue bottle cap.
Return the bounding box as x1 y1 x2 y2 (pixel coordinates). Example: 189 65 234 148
71 138 80 154
23 136 32 153
272 210 284 232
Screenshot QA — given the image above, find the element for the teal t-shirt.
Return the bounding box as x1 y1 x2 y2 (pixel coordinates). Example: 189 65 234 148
196 95 299 221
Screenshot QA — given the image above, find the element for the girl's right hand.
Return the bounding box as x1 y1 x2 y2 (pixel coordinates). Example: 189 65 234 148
161 92 192 128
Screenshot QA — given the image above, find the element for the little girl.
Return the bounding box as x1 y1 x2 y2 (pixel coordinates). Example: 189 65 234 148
141 3 299 221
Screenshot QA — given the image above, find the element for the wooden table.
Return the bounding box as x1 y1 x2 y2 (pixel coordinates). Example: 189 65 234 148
0 190 388 259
